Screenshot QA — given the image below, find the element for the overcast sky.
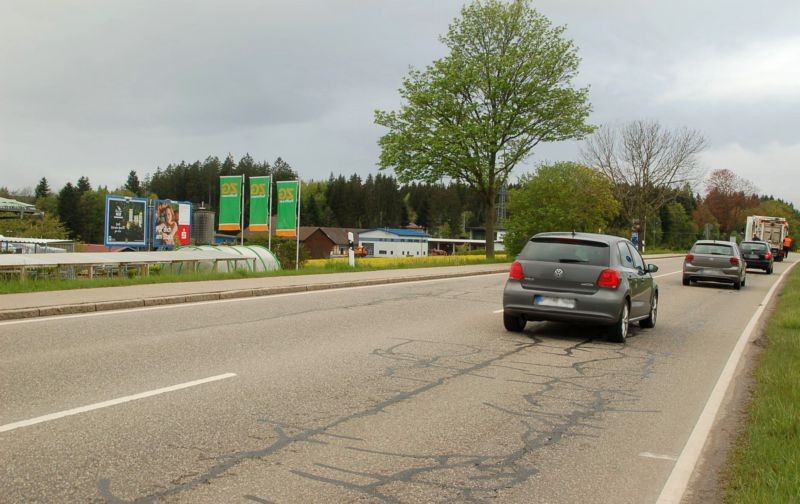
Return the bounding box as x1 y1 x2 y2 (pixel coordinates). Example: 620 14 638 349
2 0 799 208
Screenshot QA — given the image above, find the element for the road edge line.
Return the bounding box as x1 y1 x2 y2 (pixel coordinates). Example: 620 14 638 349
655 260 798 503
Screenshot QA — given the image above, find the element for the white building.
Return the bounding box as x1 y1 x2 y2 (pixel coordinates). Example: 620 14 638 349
358 228 430 257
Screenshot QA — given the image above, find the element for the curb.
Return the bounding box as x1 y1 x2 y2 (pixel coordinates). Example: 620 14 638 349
0 267 509 322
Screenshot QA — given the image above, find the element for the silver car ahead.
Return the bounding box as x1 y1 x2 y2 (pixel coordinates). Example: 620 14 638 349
682 240 746 290
502 232 659 343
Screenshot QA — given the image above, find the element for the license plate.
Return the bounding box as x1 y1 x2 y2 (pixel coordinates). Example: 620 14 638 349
534 295 575 309
747 254 757 259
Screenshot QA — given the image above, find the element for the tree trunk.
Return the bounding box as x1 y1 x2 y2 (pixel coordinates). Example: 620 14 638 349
484 197 496 259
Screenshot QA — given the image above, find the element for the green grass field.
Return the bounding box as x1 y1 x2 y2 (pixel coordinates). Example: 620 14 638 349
723 264 800 502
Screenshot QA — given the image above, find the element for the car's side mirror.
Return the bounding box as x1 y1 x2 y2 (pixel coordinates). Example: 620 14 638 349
647 263 659 273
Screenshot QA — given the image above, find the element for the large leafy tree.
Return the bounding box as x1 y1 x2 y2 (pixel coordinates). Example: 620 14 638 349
504 162 618 256
375 0 593 257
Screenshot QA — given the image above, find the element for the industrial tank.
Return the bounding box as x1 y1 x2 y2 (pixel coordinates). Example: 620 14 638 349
192 208 216 245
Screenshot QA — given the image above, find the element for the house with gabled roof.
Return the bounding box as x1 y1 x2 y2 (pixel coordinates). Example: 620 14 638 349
299 226 361 259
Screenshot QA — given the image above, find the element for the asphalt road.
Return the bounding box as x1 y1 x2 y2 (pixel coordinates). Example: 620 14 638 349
0 256 790 503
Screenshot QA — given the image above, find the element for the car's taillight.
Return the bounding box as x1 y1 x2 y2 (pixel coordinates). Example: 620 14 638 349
596 268 620 289
730 257 740 266
765 251 772 260
509 261 524 280
685 254 694 263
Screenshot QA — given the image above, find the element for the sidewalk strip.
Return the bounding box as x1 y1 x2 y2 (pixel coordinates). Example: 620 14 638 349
0 373 237 434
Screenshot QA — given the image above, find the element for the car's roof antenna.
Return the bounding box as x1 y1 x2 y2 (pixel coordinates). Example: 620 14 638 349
571 229 576 238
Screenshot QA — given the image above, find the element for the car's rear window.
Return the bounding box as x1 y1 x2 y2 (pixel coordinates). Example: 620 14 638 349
693 243 735 255
520 238 610 266
741 242 768 252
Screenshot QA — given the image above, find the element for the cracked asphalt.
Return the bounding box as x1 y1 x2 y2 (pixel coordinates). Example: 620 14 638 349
0 256 783 503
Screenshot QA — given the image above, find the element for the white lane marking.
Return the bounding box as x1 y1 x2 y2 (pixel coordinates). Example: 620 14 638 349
0 274 509 327
0 373 237 434
640 452 677 461
654 270 681 278
656 260 798 504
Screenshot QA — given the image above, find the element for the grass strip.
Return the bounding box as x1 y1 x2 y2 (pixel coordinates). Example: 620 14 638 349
723 265 800 502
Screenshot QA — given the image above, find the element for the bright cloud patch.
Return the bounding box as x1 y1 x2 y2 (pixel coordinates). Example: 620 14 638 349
661 37 800 103
700 142 800 206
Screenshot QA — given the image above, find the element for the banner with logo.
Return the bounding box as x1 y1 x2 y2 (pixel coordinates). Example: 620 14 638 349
219 175 243 231
248 176 270 232
153 200 192 248
275 180 299 237
104 195 148 248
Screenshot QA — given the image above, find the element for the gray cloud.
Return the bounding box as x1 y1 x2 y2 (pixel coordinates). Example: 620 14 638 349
2 0 798 207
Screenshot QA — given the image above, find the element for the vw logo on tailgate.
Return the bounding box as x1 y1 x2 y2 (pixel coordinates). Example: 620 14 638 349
553 268 564 279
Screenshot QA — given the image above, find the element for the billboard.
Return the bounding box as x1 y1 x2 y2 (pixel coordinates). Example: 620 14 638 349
105 195 149 248
153 200 192 248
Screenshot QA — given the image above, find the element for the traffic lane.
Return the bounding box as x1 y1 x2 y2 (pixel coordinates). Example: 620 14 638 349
1 277 492 423
1 276 513 501
0 265 778 502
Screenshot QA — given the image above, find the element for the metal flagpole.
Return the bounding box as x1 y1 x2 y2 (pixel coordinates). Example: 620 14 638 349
295 178 301 270
268 177 273 252
240 174 245 246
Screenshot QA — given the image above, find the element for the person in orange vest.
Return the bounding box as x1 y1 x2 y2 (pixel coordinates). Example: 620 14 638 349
783 236 792 258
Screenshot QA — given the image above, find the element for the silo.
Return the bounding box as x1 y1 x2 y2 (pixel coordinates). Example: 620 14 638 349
192 208 216 245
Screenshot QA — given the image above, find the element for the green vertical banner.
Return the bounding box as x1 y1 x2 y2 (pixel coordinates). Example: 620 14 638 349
218 175 243 231
248 176 270 232
275 180 299 237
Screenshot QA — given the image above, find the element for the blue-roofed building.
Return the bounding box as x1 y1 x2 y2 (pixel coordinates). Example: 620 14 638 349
358 228 430 257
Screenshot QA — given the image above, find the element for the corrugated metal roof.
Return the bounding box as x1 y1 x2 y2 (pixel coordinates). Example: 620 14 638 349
0 250 259 267
359 228 430 237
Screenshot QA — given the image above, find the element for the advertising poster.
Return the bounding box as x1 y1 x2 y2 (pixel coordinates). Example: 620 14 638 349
218 175 243 231
275 180 299 237
104 195 148 247
153 200 192 248
249 175 271 232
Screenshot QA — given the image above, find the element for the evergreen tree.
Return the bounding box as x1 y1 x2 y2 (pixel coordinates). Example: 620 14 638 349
35 177 51 199
125 170 142 196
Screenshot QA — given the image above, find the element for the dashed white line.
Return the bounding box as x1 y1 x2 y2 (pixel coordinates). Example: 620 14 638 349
0 372 237 434
639 452 678 461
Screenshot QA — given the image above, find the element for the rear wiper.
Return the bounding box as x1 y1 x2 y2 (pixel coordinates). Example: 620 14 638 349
559 258 587 263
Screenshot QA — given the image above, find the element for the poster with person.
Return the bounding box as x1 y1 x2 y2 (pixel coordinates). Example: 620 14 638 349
153 200 192 248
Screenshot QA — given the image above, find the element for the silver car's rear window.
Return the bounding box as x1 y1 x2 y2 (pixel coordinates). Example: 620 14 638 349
520 238 610 266
693 243 735 255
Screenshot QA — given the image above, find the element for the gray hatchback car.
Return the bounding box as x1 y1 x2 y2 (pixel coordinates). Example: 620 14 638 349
682 240 746 289
502 232 659 343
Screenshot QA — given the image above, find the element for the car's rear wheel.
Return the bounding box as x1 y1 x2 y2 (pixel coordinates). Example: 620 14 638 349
682 276 690 286
767 266 773 274
640 293 657 329
608 301 629 343
742 275 746 287
733 279 741 290
503 313 526 332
